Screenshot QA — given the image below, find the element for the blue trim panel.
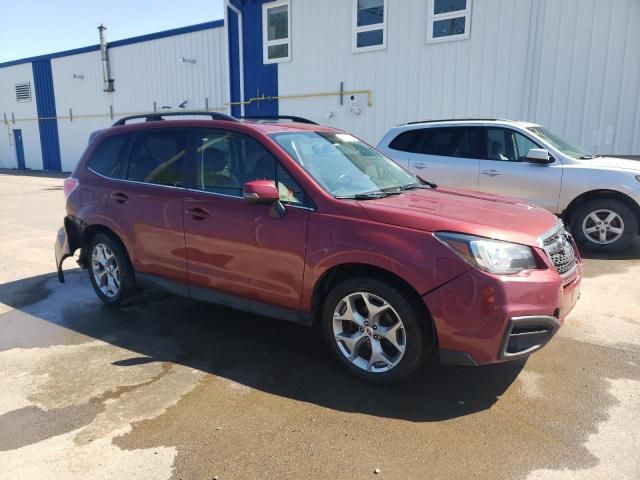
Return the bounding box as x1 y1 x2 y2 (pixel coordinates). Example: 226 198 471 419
227 8 242 118
0 20 224 68
238 0 278 116
32 60 62 171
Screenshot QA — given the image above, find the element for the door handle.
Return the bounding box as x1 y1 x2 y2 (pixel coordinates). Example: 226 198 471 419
481 169 501 177
413 162 428 169
110 192 129 204
185 207 209 220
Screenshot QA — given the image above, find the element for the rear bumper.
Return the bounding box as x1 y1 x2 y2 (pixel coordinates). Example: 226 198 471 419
425 265 582 366
55 217 81 283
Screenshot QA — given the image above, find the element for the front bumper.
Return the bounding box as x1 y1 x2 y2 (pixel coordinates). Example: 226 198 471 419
425 264 582 366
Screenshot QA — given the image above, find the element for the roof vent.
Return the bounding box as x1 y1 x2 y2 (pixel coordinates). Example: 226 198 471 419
15 82 32 102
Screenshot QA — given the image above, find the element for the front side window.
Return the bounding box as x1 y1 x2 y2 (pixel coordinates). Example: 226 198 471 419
195 129 304 205
127 130 187 186
88 134 129 179
427 0 471 43
353 0 387 52
270 131 419 198
263 0 290 63
485 128 541 162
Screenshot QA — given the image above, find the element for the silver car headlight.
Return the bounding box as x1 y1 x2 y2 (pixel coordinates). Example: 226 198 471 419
434 232 538 275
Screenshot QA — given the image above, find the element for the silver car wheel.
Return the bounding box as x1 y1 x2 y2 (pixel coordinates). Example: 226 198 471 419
91 243 121 298
582 209 625 245
332 292 406 373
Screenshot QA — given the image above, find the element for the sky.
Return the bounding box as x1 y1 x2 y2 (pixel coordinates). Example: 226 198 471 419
0 0 225 63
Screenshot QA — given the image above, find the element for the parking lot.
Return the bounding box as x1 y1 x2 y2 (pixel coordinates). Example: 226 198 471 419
0 171 638 480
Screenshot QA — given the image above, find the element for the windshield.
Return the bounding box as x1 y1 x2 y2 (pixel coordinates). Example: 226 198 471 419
269 131 420 198
527 126 596 159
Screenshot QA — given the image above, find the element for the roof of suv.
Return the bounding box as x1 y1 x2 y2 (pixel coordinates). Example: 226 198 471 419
398 118 541 128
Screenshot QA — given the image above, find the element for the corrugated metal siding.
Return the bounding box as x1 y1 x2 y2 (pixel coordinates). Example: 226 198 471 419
277 0 640 153
32 59 62 170
527 0 640 155
0 63 42 169
50 26 228 171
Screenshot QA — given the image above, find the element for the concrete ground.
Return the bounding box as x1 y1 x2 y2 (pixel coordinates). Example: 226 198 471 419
0 172 638 480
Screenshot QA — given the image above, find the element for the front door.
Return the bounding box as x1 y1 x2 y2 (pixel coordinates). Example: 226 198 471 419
13 129 25 169
183 128 309 316
478 127 562 212
107 128 190 290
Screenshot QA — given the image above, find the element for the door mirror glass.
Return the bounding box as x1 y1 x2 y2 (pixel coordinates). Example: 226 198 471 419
243 180 280 204
526 148 552 163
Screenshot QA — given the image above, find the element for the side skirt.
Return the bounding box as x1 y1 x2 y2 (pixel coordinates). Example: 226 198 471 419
136 272 312 327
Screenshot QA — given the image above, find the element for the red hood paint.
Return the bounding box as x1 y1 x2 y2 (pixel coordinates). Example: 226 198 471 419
358 187 559 247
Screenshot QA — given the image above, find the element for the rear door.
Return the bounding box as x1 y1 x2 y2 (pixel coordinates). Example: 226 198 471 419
183 128 309 315
410 126 482 190
478 127 562 211
105 128 190 290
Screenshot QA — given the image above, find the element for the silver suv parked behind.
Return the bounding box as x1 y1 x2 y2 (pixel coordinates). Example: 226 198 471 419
377 119 640 252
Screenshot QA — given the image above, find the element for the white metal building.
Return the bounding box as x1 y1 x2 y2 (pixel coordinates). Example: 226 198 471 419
1 0 639 172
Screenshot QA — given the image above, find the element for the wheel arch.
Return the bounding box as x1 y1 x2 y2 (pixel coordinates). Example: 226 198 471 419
562 189 640 233
79 224 133 272
310 262 437 344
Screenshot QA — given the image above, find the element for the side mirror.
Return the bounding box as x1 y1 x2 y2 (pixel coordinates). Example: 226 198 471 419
243 180 286 218
526 148 552 164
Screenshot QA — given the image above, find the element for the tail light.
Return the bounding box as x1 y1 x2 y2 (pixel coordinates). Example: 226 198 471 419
63 177 79 198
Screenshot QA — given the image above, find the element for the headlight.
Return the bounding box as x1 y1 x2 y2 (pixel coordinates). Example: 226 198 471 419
434 232 538 275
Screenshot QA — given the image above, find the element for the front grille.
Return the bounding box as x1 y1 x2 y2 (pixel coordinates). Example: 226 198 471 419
541 227 578 276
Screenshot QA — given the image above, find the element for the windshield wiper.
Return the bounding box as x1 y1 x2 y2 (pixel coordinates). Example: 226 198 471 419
579 154 601 159
335 191 401 200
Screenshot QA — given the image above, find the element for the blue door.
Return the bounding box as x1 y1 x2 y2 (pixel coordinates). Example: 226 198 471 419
13 129 25 170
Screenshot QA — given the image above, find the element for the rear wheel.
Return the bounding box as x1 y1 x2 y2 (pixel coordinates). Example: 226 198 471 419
322 277 429 384
88 233 135 306
570 199 638 253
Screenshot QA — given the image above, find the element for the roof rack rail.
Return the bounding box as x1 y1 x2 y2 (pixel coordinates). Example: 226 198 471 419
404 118 500 125
239 115 318 125
112 110 239 126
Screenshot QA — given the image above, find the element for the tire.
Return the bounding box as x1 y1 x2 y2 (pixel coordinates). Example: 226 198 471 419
570 198 638 253
322 276 430 384
87 233 136 307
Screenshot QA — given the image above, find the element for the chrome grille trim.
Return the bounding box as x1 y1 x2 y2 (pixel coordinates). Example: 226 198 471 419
538 221 578 277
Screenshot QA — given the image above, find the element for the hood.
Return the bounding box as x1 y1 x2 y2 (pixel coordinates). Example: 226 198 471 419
578 156 640 173
358 187 559 247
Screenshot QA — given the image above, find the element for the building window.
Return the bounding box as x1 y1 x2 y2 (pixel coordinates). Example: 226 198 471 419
263 0 291 63
15 82 32 102
353 0 387 52
427 0 471 43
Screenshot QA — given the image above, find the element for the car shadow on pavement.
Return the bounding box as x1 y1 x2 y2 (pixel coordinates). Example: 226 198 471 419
0 270 525 423
578 238 640 261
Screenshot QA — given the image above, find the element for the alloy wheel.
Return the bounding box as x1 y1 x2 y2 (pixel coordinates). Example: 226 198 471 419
582 209 625 245
91 243 121 298
332 292 406 373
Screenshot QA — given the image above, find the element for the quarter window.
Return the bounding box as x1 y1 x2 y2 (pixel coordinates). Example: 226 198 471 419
353 0 387 52
127 130 187 186
195 130 305 205
87 134 129 179
263 0 291 63
427 0 472 43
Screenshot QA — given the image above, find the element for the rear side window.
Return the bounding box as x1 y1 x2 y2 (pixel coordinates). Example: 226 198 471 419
420 127 484 158
87 134 129 178
388 129 425 153
127 130 188 186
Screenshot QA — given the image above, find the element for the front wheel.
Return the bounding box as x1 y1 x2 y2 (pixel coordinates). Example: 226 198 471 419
322 277 430 384
570 199 638 253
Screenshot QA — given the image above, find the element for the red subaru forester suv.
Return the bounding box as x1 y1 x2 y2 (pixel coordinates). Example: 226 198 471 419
55 112 582 383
